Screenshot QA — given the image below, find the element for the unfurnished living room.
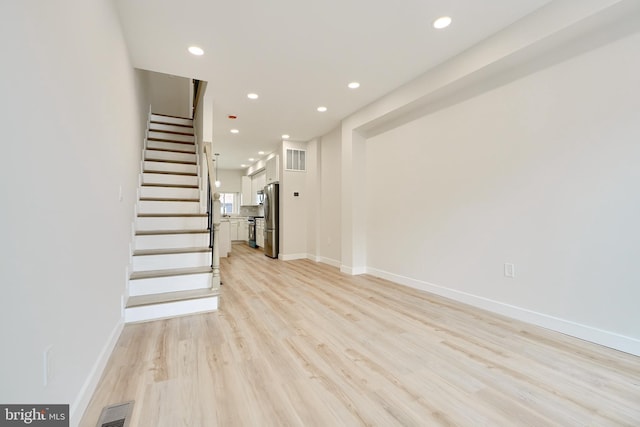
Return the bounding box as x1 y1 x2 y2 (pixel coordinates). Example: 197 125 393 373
1 1 639 426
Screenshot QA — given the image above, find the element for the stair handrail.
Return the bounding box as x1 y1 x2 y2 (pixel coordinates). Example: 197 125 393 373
203 143 221 289
192 79 203 119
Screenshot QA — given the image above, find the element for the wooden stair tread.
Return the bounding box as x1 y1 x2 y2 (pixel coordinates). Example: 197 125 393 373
148 128 194 136
137 213 207 218
150 120 193 128
133 247 211 256
136 229 208 236
147 137 195 145
144 158 197 165
130 266 212 280
144 148 196 155
151 113 193 120
126 287 218 308
141 183 199 189
139 197 200 202
142 170 197 176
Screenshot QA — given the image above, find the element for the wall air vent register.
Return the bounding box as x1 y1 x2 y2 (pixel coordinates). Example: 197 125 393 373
285 148 306 171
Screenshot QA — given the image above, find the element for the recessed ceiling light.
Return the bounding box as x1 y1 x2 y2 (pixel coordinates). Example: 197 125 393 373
258 151 265 155
247 93 259 100
282 134 290 139
248 158 255 161
230 129 239 134
348 82 360 89
241 164 247 167
433 16 452 29
188 46 204 56
317 106 327 112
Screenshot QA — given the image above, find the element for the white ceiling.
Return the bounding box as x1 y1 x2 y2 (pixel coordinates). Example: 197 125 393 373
114 0 552 170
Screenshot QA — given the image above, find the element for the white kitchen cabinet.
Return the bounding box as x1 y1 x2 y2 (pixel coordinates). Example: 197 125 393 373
229 219 239 241
241 176 252 205
238 220 249 241
218 220 231 257
265 155 279 184
251 171 267 204
256 218 265 248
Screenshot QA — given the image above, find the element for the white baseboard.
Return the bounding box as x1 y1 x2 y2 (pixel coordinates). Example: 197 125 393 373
279 253 308 261
70 319 124 426
341 265 367 275
366 267 640 357
307 255 341 269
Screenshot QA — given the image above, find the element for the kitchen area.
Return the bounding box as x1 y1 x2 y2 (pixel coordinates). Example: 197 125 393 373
217 154 279 259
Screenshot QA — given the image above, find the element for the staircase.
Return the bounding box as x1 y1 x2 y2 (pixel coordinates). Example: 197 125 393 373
125 113 219 323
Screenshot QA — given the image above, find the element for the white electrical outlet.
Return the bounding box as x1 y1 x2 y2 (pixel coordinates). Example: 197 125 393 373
44 346 54 387
504 263 515 278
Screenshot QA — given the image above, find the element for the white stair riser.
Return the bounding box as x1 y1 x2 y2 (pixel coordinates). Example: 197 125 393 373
142 173 199 187
140 186 199 200
129 272 211 296
138 200 200 214
135 233 209 250
125 295 218 323
148 131 194 143
147 140 196 153
151 114 192 126
149 123 193 134
145 150 196 164
133 252 211 272
136 216 207 231
143 161 197 175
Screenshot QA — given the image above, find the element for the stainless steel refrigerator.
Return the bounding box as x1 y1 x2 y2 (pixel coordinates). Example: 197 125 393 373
263 183 279 258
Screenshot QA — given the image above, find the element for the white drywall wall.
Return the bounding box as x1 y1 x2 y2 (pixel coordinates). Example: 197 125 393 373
280 141 309 259
142 70 191 118
317 127 342 266
365 29 640 353
217 169 244 193
0 0 147 422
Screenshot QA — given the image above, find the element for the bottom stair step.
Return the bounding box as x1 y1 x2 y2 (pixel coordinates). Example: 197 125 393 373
125 288 219 323
130 265 212 280
129 266 212 296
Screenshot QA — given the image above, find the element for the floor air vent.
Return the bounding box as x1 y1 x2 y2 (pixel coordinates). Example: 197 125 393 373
96 401 134 427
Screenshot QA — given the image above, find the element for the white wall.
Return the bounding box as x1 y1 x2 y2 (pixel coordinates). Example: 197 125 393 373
142 70 191 118
135 68 152 134
0 0 147 423
365 30 640 353
217 169 244 193
280 141 309 259
305 139 319 259
316 127 342 267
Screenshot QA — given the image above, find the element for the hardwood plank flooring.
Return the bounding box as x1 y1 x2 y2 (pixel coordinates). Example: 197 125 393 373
80 243 640 426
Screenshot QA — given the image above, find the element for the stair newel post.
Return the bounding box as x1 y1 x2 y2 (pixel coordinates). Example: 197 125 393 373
203 141 221 290
211 192 221 289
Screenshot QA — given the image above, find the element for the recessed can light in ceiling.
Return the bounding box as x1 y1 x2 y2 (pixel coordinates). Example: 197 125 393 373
348 82 360 89
241 164 247 167
230 129 239 134
317 106 327 112
247 93 259 100
433 16 452 29
248 158 255 161
188 46 204 56
282 134 290 139
258 151 265 155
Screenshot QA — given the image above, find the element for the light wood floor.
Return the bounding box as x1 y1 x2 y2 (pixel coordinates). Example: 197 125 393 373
81 243 640 426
